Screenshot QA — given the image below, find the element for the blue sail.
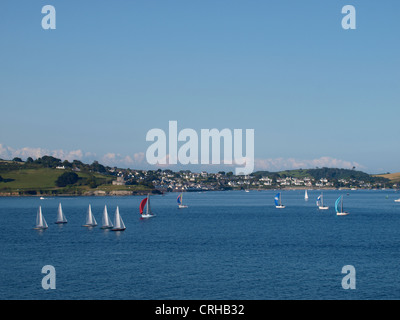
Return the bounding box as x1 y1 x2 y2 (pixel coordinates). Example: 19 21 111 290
177 194 182 204
335 196 342 213
316 195 321 206
274 193 280 206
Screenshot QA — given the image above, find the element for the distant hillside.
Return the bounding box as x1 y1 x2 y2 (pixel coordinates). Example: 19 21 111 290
252 167 389 184
0 157 153 196
1 155 396 195
374 172 400 183
0 166 113 195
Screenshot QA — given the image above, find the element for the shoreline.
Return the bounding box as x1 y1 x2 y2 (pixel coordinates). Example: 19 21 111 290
0 187 394 197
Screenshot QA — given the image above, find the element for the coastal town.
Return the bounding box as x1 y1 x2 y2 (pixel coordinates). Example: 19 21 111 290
109 167 395 193
0 156 395 196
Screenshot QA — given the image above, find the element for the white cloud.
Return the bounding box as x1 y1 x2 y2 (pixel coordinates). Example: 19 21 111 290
0 144 12 159
0 143 365 172
0 143 89 162
101 152 147 167
0 143 146 168
133 152 145 163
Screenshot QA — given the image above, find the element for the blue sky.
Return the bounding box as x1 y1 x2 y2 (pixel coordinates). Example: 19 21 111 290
0 1 399 173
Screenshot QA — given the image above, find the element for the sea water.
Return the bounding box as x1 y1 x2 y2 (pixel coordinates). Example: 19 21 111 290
1 190 400 300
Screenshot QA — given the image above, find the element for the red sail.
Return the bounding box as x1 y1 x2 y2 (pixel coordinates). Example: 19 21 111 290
139 198 148 214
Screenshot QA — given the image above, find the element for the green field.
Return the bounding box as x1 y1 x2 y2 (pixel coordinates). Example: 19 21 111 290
0 166 155 195
0 168 111 194
0 168 64 190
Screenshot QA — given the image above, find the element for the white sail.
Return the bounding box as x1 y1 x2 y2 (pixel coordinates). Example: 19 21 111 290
86 205 93 225
275 192 285 208
114 207 121 229
84 204 97 226
112 206 126 230
120 216 126 229
305 190 309 200
36 207 42 227
317 193 329 210
178 193 188 209
92 207 98 226
35 206 48 229
56 203 67 223
335 196 349 216
140 194 155 218
101 205 113 228
42 211 48 229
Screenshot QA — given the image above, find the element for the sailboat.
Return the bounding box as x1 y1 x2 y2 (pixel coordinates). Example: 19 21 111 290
140 194 155 219
34 206 48 230
55 203 68 224
111 206 126 231
83 204 98 227
335 196 349 216
274 192 285 209
100 205 113 229
177 193 188 209
316 193 329 210
305 190 309 201
395 199 400 203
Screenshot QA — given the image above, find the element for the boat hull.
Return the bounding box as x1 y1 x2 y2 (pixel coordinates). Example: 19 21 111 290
337 212 349 216
82 224 98 227
55 222 67 224
141 214 154 219
276 206 286 209
395 199 400 202
178 205 188 209
318 206 329 210
111 228 126 231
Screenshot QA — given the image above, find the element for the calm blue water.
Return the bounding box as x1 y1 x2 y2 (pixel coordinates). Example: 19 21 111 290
1 190 400 300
